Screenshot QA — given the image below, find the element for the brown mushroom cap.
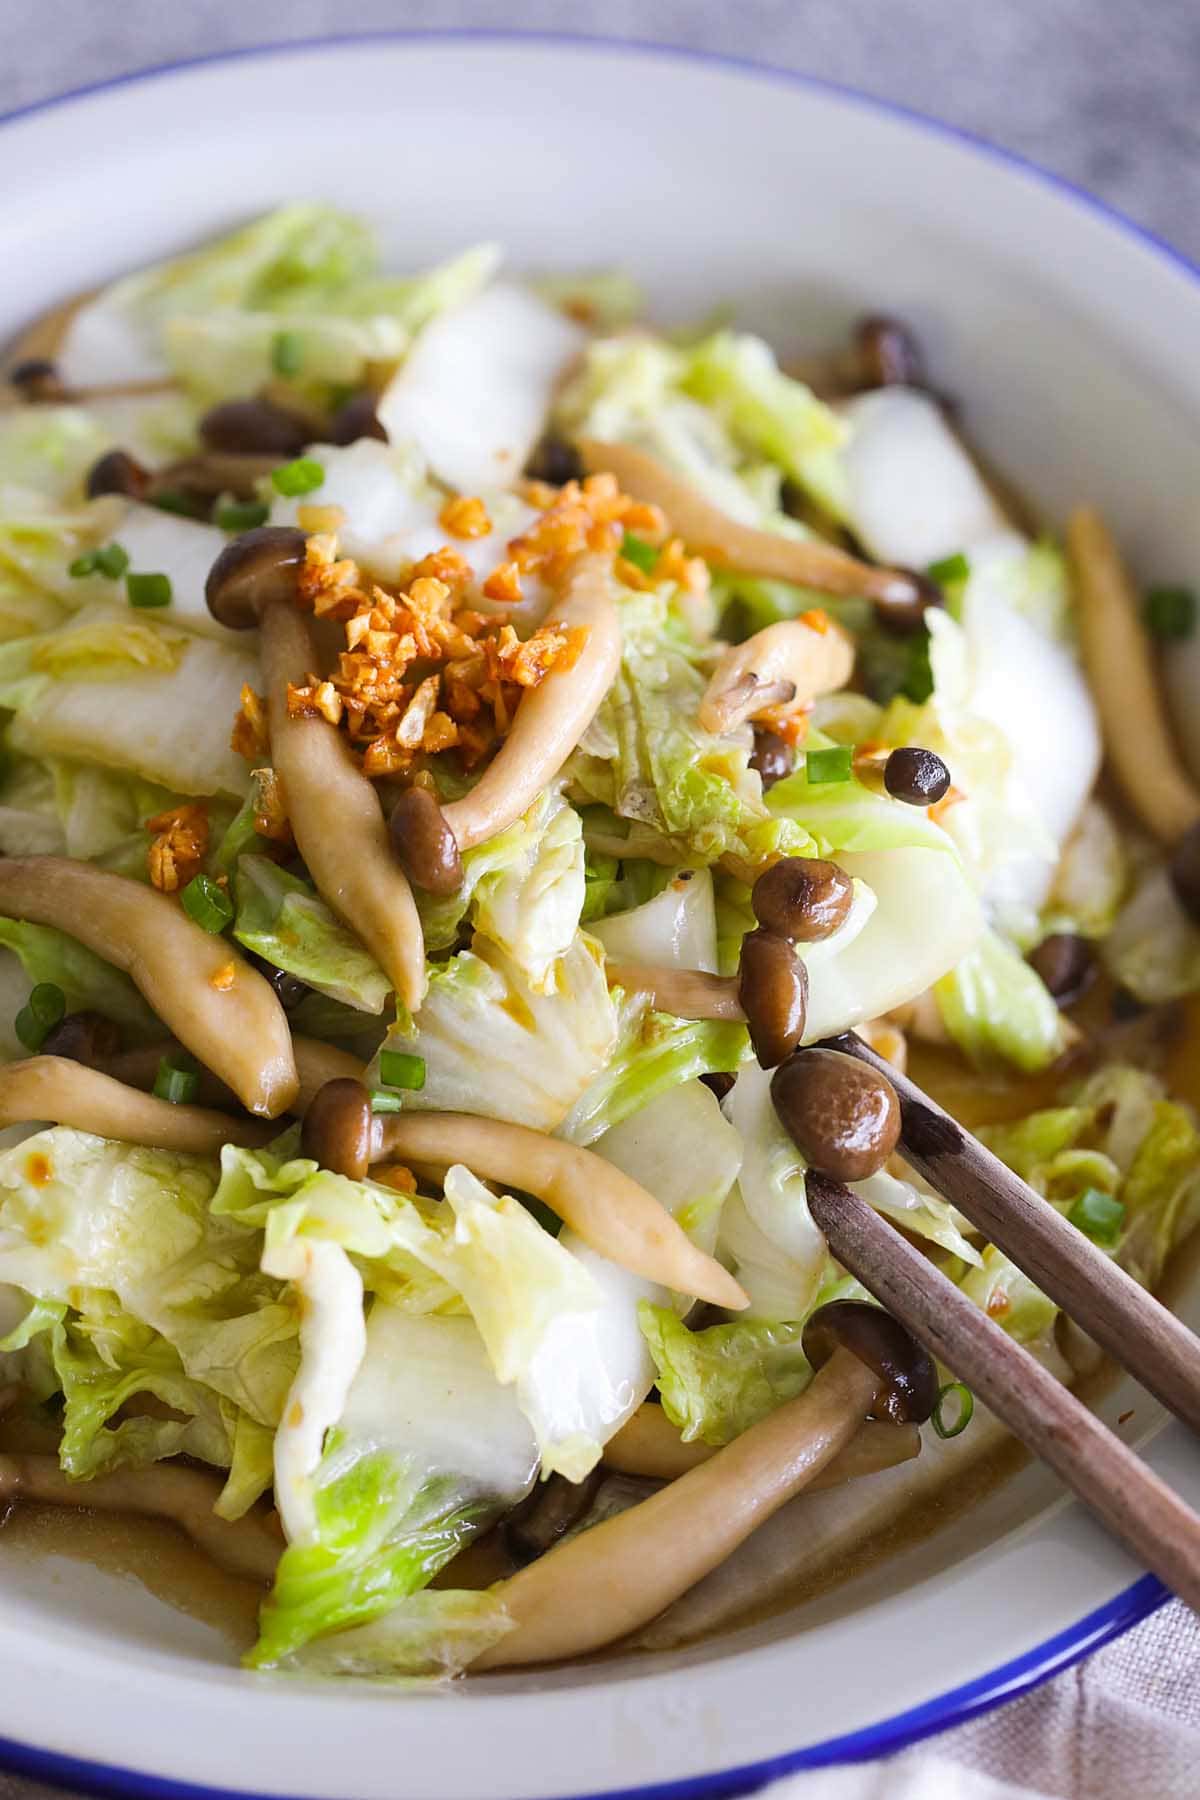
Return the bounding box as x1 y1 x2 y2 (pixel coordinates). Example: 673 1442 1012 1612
86 448 151 501
204 525 309 629
389 786 464 896
40 1010 121 1066
751 856 854 943
300 1076 374 1180
199 398 311 459
854 314 926 391
771 1046 901 1181
802 1298 938 1424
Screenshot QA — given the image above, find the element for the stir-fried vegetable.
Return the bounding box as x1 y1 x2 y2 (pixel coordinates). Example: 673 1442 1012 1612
1 204 1198 1688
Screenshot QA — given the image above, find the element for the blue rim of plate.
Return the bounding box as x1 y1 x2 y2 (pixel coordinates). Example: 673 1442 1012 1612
0 28 1186 1800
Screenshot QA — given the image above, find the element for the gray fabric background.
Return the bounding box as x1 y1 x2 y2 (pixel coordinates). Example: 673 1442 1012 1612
1 5 1198 1796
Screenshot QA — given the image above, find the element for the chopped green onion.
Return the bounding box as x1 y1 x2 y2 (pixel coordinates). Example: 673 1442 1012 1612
149 490 202 518
14 982 66 1052
927 551 970 587
126 571 172 609
272 457 325 498
1068 1186 1126 1246
94 542 130 579
370 1089 404 1114
620 532 658 574
271 330 305 377
1144 585 1197 642
214 498 270 533
153 1057 199 1105
70 543 129 580
931 1381 974 1440
805 745 854 786
900 631 935 704
180 873 234 934
378 1050 426 1091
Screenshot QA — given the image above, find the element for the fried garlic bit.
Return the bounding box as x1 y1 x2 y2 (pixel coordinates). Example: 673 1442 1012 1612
274 473 660 784
146 802 210 893
231 683 269 760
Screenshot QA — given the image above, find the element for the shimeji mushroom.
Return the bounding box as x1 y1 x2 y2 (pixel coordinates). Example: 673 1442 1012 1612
299 1079 747 1310
205 526 427 1014
390 551 623 893
0 1454 280 1583
0 858 297 1117
698 617 855 737
577 437 924 618
100 1035 364 1118
602 1401 921 1484
1067 507 1200 847
0 1057 276 1154
472 1299 936 1668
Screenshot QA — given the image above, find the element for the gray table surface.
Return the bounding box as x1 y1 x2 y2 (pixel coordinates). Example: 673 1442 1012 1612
1 7 1198 1798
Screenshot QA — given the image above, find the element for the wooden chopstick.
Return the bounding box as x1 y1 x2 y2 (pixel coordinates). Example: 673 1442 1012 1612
822 1031 1200 1437
804 1171 1200 1612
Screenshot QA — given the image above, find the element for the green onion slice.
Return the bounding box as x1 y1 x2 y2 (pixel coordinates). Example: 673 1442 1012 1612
1144 585 1197 641
271 457 325 498
126 571 173 609
620 532 658 574
153 1057 200 1105
215 499 270 533
805 745 854 786
378 1050 426 1091
180 874 234 934
271 330 305 377
931 1381 974 1440
1067 1186 1126 1246
14 982 66 1052
927 550 970 587
370 1089 404 1114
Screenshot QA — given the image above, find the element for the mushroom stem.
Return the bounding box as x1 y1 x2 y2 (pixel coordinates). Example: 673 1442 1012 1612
102 1035 364 1117
577 438 919 608
375 1110 748 1310
0 1058 276 1153
150 452 278 501
699 617 856 736
473 1347 878 1668
0 1454 281 1583
440 551 622 853
261 603 427 1013
604 962 745 1021
1067 506 1200 844
602 1403 921 1484
0 859 297 1118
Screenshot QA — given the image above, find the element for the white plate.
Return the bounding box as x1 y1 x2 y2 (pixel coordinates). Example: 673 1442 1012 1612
2 33 1199 1800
